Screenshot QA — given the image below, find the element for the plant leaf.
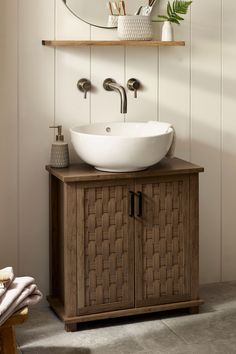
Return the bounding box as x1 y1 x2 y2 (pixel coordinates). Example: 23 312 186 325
167 1 173 17
158 15 170 20
172 13 184 21
169 17 180 24
157 0 192 24
173 1 192 14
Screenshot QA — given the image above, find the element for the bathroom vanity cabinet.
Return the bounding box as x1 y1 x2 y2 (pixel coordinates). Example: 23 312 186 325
46 158 204 331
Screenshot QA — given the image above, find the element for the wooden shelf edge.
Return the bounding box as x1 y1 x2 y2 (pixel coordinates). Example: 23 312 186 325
47 296 203 324
42 40 185 47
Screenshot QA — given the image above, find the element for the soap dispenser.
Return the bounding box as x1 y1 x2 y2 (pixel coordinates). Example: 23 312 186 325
50 125 70 168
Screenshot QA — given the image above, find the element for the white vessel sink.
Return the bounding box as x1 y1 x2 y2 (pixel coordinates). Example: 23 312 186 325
70 121 174 172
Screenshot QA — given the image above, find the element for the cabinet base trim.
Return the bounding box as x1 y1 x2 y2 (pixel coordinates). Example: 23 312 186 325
47 296 204 325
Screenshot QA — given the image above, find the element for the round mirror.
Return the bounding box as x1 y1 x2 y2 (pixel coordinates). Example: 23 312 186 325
63 0 147 28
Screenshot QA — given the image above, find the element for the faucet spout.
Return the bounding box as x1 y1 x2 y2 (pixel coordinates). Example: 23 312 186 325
108 82 127 114
103 79 127 114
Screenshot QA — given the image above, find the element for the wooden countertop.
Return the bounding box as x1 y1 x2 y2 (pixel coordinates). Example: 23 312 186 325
46 158 204 183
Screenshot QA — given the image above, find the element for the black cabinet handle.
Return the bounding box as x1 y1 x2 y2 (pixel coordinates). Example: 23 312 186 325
129 191 135 217
137 191 143 217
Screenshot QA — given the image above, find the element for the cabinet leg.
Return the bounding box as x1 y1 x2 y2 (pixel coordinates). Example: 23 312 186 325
189 306 199 315
65 323 77 332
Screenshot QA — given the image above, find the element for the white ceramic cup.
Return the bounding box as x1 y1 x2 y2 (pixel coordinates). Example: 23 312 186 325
107 15 118 28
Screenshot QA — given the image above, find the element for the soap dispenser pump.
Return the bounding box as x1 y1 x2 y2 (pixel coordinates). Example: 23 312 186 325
50 125 70 168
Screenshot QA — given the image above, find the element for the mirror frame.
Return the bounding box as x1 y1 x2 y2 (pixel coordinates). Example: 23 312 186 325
62 0 117 29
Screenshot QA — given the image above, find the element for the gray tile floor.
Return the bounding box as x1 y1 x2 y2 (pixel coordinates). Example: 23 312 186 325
16 282 236 354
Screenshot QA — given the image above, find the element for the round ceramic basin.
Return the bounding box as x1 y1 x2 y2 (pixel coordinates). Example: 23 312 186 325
70 121 174 172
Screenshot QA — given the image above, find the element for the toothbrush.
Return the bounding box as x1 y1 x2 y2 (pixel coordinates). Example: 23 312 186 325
135 6 142 15
138 6 150 16
139 0 158 16
148 0 158 12
119 1 126 16
122 1 126 15
107 1 113 15
112 2 120 15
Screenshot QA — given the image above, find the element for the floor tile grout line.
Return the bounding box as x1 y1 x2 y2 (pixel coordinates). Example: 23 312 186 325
160 319 189 345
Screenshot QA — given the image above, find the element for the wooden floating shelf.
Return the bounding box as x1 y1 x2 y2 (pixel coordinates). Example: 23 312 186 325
42 40 185 47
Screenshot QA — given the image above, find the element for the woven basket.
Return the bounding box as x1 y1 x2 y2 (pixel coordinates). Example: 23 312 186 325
118 15 153 40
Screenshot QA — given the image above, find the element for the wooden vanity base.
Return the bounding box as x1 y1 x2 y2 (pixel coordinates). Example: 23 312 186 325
46 158 204 332
48 296 203 331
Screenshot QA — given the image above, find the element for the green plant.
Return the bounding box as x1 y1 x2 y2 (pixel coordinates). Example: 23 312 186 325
153 0 192 24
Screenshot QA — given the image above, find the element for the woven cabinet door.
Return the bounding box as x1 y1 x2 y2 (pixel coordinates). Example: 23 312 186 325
77 181 135 315
135 175 191 307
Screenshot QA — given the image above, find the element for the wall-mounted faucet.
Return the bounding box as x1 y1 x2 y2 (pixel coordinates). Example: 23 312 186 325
103 78 127 114
77 78 91 99
78 78 140 110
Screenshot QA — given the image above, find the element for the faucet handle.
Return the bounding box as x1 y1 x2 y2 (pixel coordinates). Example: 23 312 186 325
127 78 140 98
77 78 91 99
103 78 116 91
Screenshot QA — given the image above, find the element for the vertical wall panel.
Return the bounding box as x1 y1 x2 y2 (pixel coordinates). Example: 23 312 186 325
159 1 191 160
55 1 90 162
191 0 222 283
0 1 18 271
125 47 158 122
18 0 55 296
222 0 236 281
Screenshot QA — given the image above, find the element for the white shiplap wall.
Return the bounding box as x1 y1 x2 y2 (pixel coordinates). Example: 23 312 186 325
1 0 236 297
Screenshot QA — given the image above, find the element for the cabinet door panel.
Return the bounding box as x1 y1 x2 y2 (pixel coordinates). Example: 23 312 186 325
135 176 190 307
77 181 135 315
